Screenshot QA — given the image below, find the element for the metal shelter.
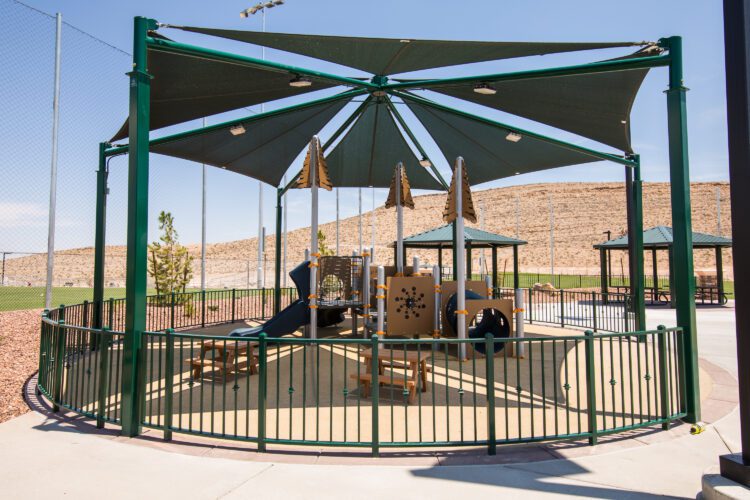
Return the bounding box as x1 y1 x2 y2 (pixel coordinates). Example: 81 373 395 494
595 226 732 304
96 17 700 436
396 224 527 287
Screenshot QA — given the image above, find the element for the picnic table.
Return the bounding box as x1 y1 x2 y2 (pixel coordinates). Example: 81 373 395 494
187 339 258 380
351 347 430 404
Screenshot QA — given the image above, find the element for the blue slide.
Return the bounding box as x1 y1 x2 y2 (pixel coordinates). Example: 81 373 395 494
230 261 311 339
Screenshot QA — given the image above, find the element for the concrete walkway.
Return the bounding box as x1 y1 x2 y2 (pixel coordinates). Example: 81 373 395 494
0 305 739 499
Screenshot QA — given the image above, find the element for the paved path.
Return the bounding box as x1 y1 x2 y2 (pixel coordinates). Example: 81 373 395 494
0 305 739 499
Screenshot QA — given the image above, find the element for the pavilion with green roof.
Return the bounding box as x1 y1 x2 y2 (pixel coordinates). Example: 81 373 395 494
595 226 732 304
396 224 527 287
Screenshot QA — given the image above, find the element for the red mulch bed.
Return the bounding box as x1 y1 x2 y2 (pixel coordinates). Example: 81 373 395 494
0 309 42 423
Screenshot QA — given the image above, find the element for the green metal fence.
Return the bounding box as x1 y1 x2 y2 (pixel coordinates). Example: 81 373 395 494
37 294 687 456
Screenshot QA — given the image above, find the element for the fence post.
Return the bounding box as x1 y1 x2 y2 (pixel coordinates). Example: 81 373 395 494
96 326 112 428
262 288 267 320
201 289 206 328
371 333 380 457
485 333 497 455
108 297 114 329
170 291 175 330
38 309 49 395
584 330 598 445
528 288 534 324
258 333 267 452
164 328 174 440
560 290 565 328
657 325 670 430
231 288 236 323
52 305 66 413
592 291 598 332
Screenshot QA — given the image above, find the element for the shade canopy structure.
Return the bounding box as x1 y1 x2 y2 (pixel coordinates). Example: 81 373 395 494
107 25 660 192
105 18 705 432
176 26 644 76
395 223 527 290
594 226 733 249
594 226 732 306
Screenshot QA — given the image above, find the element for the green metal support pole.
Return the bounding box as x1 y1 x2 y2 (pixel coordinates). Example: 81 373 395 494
492 246 498 289
668 247 676 308
599 248 609 302
663 35 700 423
716 247 725 302
92 143 108 331
96 326 111 428
652 248 659 301
274 188 283 316
657 325 671 430
438 247 443 283
466 242 473 280
512 245 519 289
371 334 380 457
121 16 156 438
485 332 496 455
258 333 267 452
632 157 646 330
163 328 174 441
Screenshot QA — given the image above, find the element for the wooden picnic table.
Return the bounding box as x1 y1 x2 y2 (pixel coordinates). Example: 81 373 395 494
352 348 430 403
187 339 258 380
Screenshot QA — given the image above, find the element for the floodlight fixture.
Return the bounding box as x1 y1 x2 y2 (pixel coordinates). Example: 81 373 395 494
289 75 312 88
506 131 522 143
473 82 497 95
230 124 247 136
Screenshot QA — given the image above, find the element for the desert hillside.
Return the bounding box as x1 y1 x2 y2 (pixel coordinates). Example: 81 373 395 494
3 182 732 288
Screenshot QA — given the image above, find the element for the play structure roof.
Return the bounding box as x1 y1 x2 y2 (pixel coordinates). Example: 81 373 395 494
594 226 733 249
399 224 527 248
111 27 655 189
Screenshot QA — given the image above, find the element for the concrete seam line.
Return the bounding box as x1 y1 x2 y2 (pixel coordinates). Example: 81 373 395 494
217 463 275 498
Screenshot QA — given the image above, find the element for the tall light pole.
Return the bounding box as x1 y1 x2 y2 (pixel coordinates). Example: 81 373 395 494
241 0 286 288
45 12 62 309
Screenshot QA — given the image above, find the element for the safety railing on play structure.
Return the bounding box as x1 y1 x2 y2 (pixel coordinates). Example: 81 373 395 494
38 299 687 456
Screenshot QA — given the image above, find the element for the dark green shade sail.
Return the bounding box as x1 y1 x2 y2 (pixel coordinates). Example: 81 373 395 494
111 47 336 141
400 224 527 248
177 26 644 76
404 98 600 186
324 101 443 190
150 97 350 186
594 226 733 249
424 66 648 153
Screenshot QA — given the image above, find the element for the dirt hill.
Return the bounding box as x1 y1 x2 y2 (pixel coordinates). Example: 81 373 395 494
3 182 732 288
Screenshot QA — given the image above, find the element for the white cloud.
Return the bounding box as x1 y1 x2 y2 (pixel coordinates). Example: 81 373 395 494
0 202 48 228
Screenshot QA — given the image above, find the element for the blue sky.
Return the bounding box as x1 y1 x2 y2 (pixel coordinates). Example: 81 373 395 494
0 0 728 252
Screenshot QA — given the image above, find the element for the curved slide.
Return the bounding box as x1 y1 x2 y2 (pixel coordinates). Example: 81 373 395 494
230 260 344 339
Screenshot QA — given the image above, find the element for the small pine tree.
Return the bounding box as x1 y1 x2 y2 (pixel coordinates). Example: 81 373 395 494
318 230 335 256
148 211 194 300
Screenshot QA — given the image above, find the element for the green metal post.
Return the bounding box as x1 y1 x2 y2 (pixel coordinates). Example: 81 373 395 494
274 188 283 315
560 289 565 328
599 248 609 303
466 242 473 280
492 246 498 289
96 326 111 428
92 143 108 331
485 333 496 455
201 289 206 328
52 304 66 413
663 35 700 423
631 157 646 330
716 247 725 302
164 328 174 441
668 247 676 308
592 291 598 332
652 248 659 301
657 325 670 430
121 16 156 438
258 333 267 452
371 334 380 457
512 245 519 290
584 330 598 445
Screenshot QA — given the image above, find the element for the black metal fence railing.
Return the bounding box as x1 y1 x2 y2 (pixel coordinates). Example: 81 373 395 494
495 288 635 333
37 292 687 456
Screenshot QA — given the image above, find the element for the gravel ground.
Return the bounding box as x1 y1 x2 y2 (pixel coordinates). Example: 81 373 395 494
0 309 41 423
